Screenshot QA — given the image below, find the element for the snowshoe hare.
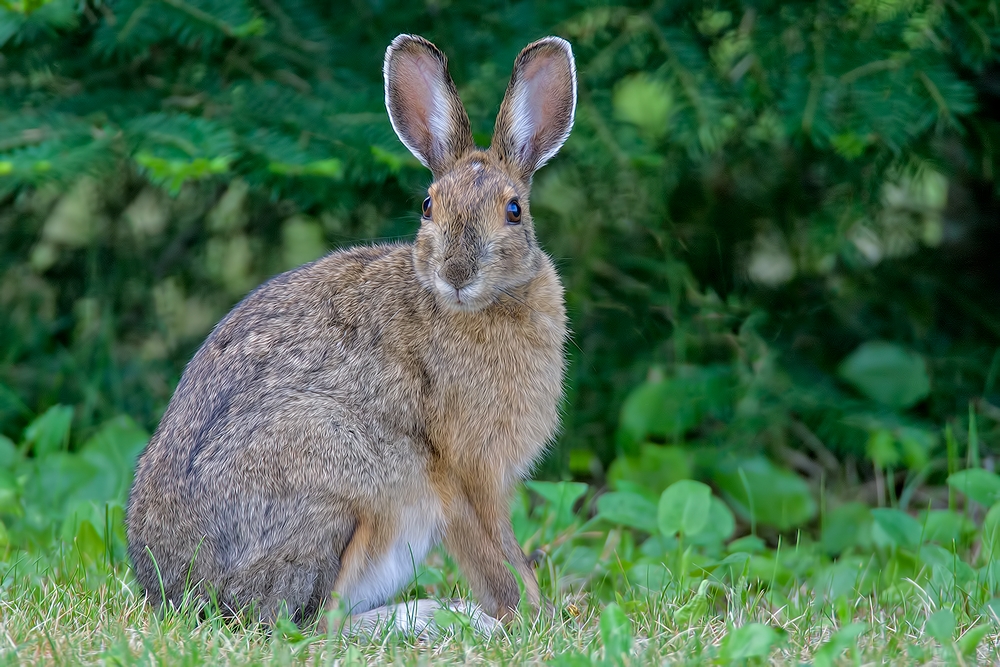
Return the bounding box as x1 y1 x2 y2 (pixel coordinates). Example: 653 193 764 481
126 34 576 634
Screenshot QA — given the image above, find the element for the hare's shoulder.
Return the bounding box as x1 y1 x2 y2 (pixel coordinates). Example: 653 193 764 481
203 242 417 347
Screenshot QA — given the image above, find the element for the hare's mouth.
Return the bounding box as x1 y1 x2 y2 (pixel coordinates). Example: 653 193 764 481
432 274 490 313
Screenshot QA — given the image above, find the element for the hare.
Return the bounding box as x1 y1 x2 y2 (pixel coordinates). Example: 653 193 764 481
126 33 576 635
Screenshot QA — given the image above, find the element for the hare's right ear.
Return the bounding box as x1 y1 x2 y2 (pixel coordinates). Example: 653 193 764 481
384 35 474 176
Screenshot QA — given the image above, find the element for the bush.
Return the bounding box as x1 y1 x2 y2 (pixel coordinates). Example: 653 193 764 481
1 0 999 481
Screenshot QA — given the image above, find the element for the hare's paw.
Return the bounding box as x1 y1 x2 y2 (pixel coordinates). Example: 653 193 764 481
339 599 500 638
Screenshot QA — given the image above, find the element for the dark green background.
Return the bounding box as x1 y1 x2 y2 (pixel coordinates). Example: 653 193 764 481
2 0 999 487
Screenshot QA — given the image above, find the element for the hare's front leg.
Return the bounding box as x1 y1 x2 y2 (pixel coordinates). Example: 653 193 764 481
443 489 540 622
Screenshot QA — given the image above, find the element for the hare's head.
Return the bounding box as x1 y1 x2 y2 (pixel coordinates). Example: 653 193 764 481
384 35 576 312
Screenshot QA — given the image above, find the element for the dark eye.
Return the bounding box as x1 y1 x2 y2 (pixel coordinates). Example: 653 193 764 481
505 199 521 225
421 197 432 218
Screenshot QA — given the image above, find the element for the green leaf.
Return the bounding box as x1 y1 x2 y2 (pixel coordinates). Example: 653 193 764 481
925 608 955 644
74 519 105 566
23 405 73 457
866 429 899 468
0 519 8 548
838 341 930 409
599 603 632 665
0 434 18 467
607 444 691 497
712 456 817 531
728 535 766 554
919 509 972 547
693 496 736 545
613 74 674 138
525 481 587 512
812 622 866 667
657 480 712 538
616 367 732 450
821 502 872 556
673 580 709 625
525 481 587 533
871 508 922 550
626 563 671 592
718 623 780 662
982 503 1000 561
957 624 989 657
947 469 1000 507
596 492 658 533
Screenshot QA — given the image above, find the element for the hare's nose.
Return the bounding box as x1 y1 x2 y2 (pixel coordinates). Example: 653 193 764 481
441 257 475 290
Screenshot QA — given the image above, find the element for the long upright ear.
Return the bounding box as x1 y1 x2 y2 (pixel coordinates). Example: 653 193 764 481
384 34 474 176
492 37 577 181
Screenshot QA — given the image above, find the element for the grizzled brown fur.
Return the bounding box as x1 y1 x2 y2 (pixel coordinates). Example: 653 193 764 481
126 34 577 630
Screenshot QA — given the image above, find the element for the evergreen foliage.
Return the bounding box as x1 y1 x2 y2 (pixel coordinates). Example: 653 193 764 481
1 0 999 479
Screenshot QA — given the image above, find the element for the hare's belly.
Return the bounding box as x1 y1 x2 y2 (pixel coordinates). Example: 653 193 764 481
339 491 445 613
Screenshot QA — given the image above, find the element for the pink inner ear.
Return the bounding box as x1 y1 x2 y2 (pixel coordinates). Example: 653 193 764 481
392 51 451 150
509 52 572 167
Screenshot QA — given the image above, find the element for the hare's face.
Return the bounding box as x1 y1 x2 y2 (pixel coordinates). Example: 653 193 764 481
413 155 541 312
384 34 575 311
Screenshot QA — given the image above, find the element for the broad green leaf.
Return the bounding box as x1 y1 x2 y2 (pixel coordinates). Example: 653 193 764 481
673 579 709 625
657 480 712 538
525 481 587 534
727 535 766 554
918 509 972 548
616 366 732 450
871 508 922 550
812 561 865 602
957 624 990 657
983 598 1000 623
813 623 866 667
691 496 736 545
925 608 955 644
0 519 8 548
613 74 674 138
74 519 105 565
718 623 780 662
77 416 149 504
600 603 632 665
596 491 658 533
626 563 671 592
713 456 817 531
0 434 17 467
947 469 1000 507
525 481 587 515
866 429 899 467
607 444 691 497
982 503 1000 561
821 502 872 555
838 341 930 409
23 405 73 457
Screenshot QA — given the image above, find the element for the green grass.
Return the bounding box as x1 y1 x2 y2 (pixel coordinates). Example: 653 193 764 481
5 410 1000 664
3 531 1000 665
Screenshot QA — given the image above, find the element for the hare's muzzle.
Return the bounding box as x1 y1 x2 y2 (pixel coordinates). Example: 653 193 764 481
441 256 476 291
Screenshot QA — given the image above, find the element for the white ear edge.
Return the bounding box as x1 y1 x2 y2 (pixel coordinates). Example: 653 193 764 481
508 36 577 172
383 34 456 170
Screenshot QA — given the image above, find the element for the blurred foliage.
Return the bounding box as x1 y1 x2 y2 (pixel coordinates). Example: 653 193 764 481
2 0 1000 502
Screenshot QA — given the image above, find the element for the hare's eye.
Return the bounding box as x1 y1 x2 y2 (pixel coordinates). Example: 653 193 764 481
421 197 432 218
505 199 521 225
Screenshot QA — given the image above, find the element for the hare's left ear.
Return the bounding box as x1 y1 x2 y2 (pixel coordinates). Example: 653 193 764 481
492 37 577 180
384 34 475 176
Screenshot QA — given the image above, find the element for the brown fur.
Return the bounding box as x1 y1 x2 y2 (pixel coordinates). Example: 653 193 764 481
126 34 577 629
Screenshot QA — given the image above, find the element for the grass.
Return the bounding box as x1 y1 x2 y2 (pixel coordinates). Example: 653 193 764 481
2 535 1000 665
4 411 1000 663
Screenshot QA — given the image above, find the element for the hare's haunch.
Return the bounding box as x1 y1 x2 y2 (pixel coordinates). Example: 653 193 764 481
126 34 576 633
